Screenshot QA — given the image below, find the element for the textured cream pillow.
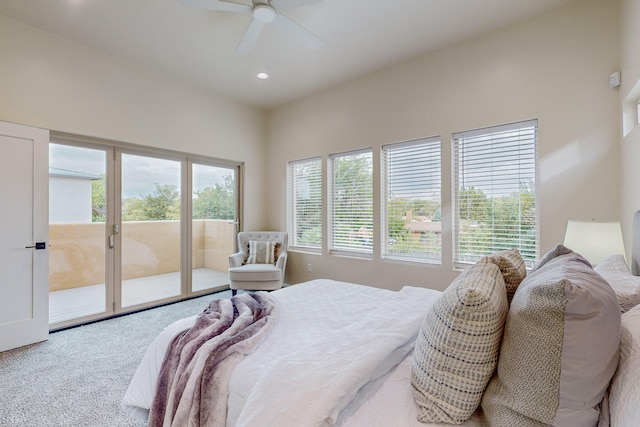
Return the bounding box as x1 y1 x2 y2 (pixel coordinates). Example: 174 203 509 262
411 261 508 423
479 248 526 304
481 250 621 426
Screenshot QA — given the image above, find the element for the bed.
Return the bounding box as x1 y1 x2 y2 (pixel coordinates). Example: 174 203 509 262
122 223 640 427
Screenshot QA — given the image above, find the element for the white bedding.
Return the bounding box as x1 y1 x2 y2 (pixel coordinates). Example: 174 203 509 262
123 279 473 426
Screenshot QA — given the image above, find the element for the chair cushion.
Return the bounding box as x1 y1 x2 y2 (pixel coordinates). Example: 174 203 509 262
229 263 282 282
245 240 280 264
481 249 621 426
411 261 508 423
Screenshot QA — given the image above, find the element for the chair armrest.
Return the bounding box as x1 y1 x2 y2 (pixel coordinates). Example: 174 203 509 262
229 252 245 267
276 251 288 269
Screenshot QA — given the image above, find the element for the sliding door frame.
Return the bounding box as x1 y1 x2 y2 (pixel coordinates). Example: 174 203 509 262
49 132 243 328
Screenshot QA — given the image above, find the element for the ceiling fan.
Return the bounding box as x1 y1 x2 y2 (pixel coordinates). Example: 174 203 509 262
179 0 323 54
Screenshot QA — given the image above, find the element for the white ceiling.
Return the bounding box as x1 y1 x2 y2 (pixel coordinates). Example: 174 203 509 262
0 0 574 110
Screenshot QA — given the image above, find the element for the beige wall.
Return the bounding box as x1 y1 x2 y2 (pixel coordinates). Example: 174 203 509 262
267 0 621 291
620 0 640 260
0 14 268 231
0 0 628 293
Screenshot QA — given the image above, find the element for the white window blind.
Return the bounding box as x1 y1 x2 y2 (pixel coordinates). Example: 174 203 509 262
329 149 373 255
382 137 441 263
453 120 538 266
287 157 322 249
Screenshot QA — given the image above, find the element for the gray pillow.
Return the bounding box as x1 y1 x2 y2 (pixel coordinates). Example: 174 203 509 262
530 243 575 273
481 251 621 426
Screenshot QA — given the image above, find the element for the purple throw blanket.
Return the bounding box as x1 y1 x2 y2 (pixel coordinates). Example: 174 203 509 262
149 292 277 427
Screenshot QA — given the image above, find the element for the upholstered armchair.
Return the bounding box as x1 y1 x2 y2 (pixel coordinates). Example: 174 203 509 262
228 231 288 296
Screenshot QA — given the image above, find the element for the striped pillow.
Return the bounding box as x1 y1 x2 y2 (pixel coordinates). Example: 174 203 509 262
411 261 508 423
479 248 527 304
246 240 279 264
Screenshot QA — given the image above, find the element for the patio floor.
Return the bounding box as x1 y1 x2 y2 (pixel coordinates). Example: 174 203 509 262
49 268 229 325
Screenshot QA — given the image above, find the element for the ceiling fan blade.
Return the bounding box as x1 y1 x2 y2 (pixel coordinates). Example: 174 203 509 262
179 0 251 13
271 0 322 12
236 19 266 54
273 14 323 50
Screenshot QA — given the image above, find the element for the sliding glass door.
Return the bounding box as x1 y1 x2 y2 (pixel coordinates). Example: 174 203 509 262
191 163 238 293
48 138 241 328
48 143 109 324
120 153 182 308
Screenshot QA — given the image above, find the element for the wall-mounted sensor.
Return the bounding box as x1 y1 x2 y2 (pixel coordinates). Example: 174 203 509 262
609 71 621 88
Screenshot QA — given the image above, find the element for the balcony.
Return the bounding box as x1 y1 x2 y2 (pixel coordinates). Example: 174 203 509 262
49 219 234 325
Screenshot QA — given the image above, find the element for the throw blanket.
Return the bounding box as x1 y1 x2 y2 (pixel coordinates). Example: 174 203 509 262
148 292 277 427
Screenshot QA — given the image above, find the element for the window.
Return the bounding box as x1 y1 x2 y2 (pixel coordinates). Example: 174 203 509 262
453 120 538 267
287 157 322 250
329 149 373 255
382 137 441 263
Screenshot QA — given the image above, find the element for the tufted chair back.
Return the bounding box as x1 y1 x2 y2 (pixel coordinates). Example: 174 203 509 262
236 231 288 259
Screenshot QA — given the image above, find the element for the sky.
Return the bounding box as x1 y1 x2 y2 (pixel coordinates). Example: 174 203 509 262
50 144 233 199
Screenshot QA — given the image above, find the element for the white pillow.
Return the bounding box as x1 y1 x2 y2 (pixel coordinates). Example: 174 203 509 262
595 254 630 273
595 255 640 313
609 304 640 425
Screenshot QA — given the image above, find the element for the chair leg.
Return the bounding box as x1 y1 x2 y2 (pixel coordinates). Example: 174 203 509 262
231 289 237 296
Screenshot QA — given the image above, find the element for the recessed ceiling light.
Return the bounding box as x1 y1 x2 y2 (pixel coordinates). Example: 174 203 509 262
257 73 269 79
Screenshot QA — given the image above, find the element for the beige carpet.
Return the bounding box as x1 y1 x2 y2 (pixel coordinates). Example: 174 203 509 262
0 290 231 427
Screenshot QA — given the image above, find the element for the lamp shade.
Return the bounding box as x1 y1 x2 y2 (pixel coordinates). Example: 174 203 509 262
563 220 625 265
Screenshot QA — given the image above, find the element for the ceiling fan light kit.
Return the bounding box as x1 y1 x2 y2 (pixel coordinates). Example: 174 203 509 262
179 0 323 54
253 3 276 23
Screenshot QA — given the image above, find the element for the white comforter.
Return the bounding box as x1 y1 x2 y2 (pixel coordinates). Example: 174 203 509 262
123 280 454 426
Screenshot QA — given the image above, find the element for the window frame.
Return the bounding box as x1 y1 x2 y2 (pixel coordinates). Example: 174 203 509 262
328 148 374 257
381 136 442 264
286 156 323 252
453 119 539 268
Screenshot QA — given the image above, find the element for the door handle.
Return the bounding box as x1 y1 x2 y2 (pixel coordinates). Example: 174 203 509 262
25 242 46 250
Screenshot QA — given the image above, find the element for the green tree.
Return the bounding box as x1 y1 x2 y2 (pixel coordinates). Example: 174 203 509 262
387 197 411 241
457 184 536 261
192 174 235 220
122 183 180 221
458 186 490 222
333 154 373 247
293 161 322 246
92 175 106 222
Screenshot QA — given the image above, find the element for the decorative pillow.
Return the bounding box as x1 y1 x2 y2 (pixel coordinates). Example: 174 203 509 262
595 254 630 273
245 240 280 265
595 255 640 313
479 248 526 304
530 243 575 273
608 304 640 425
411 261 508 424
481 251 621 427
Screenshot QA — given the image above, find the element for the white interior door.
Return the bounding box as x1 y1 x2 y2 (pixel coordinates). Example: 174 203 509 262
0 121 49 352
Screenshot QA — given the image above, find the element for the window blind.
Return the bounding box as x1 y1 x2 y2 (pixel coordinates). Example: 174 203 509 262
453 120 538 266
382 137 441 263
287 157 322 249
329 149 373 255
